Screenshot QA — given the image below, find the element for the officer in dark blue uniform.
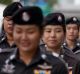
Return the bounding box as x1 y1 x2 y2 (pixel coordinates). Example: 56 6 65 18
0 6 68 74
40 12 67 66
40 13 79 74
63 17 80 60
0 2 22 51
62 16 80 74
40 12 65 58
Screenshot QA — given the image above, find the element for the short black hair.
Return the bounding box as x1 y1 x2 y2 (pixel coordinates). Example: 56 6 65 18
43 12 66 32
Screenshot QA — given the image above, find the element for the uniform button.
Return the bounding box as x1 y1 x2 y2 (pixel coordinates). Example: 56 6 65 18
41 54 47 60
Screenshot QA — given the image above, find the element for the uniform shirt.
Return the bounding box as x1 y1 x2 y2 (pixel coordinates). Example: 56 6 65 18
63 41 80 60
40 44 79 70
72 61 80 74
40 44 64 59
0 35 16 49
0 48 68 74
62 42 80 70
40 42 64 56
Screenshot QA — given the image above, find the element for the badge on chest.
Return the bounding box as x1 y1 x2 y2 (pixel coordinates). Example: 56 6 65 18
34 62 52 74
1 63 15 73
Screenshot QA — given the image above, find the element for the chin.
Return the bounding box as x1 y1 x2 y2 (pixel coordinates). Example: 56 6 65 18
19 47 30 51
49 45 56 48
50 44 57 47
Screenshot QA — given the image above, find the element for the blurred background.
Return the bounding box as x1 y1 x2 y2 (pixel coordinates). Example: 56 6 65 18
0 0 80 26
0 0 80 18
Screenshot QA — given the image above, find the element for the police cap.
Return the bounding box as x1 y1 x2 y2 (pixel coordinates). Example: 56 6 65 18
11 6 43 26
43 12 65 26
3 2 22 17
66 17 79 26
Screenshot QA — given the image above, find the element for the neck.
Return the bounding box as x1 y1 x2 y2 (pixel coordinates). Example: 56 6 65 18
19 49 37 65
6 33 14 46
66 39 76 49
6 33 13 41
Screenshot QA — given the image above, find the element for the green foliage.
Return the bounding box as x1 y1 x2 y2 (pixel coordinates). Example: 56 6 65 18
0 0 12 5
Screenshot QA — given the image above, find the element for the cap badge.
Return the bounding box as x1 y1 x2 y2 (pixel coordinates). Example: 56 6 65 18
22 12 30 22
58 16 62 22
73 17 77 22
18 5 22 8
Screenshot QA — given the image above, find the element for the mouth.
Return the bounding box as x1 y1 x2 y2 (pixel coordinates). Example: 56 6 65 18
69 35 74 37
8 27 13 30
20 42 30 46
21 44 30 47
49 40 57 43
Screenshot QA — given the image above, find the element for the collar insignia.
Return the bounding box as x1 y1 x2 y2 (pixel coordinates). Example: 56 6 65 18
1 64 15 73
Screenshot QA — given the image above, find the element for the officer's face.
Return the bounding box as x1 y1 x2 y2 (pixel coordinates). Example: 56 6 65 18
13 24 41 52
3 16 13 35
42 25 64 49
66 24 78 41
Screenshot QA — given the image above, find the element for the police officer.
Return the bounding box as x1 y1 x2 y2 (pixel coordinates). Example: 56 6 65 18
0 2 22 51
63 16 80 60
0 6 68 74
40 13 79 74
61 16 80 74
40 12 67 65
41 12 65 58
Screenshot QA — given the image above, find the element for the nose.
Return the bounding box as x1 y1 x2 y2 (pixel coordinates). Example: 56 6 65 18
50 31 56 38
8 20 13 25
69 28 74 33
21 33 27 40
21 33 29 41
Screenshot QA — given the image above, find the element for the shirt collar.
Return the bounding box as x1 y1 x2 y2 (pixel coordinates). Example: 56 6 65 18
5 48 17 64
5 47 47 65
45 45 64 58
63 41 80 48
0 35 6 43
52 52 59 57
